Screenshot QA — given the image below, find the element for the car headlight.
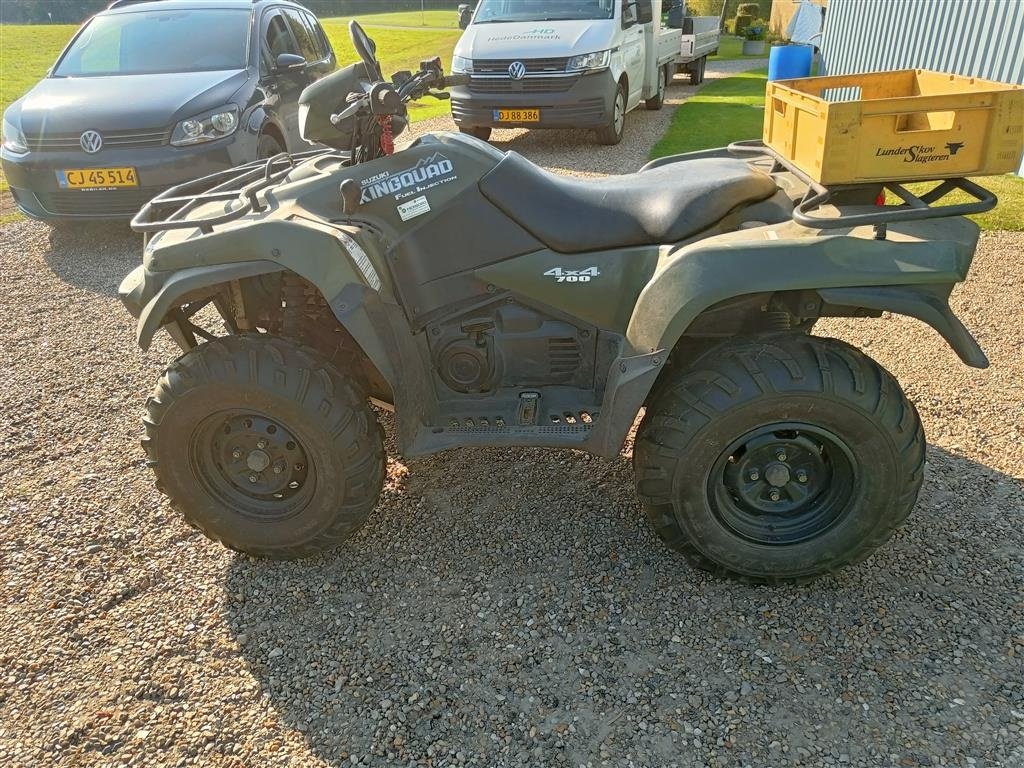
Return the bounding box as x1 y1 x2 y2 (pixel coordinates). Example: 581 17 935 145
451 55 473 73
2 118 28 154
170 106 239 147
566 50 610 72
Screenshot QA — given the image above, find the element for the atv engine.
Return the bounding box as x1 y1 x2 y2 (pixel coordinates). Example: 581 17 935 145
429 301 595 394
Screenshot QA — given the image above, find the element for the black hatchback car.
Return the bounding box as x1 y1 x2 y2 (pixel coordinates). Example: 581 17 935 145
1 0 335 221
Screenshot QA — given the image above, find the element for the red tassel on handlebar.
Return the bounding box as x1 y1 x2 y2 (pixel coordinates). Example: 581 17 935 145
378 116 394 155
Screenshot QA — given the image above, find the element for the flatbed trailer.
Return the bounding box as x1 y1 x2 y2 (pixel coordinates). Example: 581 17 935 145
672 15 721 84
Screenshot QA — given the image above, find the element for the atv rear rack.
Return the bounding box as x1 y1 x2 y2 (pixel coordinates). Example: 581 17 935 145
727 140 997 239
132 149 340 235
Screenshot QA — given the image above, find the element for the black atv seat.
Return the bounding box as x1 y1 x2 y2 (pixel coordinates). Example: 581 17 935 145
478 153 778 254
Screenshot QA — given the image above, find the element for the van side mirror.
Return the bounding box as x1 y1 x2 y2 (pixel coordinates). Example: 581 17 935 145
621 2 638 28
636 0 654 24
458 4 472 30
275 53 307 71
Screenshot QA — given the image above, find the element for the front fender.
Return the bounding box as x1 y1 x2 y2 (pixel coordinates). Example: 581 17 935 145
628 217 981 359
144 219 391 299
124 219 399 387
120 260 283 350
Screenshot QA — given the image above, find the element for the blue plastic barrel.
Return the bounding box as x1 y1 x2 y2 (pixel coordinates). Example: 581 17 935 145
768 44 813 81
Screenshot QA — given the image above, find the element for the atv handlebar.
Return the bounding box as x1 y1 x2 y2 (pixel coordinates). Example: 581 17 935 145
329 63 469 126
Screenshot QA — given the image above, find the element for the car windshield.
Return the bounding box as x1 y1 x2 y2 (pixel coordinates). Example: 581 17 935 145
53 9 251 76
473 0 615 23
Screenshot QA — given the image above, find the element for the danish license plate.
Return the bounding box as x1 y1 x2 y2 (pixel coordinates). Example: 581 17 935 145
493 108 540 122
57 167 138 189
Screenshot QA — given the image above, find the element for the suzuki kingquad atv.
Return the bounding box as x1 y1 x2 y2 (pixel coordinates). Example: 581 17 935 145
120 22 999 582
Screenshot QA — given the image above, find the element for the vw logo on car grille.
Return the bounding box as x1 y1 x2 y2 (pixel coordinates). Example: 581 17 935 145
508 61 527 80
80 130 103 154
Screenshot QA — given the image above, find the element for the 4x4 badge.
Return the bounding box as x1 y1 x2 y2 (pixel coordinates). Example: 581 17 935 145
544 266 600 283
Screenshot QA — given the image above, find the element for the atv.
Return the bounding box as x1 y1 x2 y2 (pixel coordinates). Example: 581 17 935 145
120 21 999 582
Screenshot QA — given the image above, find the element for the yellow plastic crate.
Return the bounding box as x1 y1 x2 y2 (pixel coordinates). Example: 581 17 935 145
763 69 1024 185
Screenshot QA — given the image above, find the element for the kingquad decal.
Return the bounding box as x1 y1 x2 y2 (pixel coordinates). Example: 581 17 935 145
359 153 456 203
544 266 600 283
873 142 966 164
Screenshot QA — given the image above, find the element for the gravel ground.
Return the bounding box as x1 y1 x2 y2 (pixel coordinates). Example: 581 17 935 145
2 59 1023 768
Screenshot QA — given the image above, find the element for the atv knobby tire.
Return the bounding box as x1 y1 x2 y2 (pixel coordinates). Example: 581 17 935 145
634 334 925 583
143 334 385 559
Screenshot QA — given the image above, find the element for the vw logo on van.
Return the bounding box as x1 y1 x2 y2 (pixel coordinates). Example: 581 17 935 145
80 130 104 154
508 61 527 80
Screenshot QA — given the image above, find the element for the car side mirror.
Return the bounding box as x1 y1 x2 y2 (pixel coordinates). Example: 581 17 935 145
636 0 654 24
275 53 307 71
458 4 472 30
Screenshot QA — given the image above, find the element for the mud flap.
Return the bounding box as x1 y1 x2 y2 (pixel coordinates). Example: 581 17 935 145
817 285 988 368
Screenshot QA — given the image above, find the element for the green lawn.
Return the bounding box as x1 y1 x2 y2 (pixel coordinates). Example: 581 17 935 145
889 175 1024 232
651 68 768 157
0 24 79 191
0 24 78 117
651 68 1023 231
710 36 768 61
324 9 460 29
319 21 461 122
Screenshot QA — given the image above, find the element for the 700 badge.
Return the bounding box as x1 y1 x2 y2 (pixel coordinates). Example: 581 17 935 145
544 266 600 283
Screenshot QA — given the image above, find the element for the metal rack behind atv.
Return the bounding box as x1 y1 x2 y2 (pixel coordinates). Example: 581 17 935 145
727 140 998 240
132 149 339 235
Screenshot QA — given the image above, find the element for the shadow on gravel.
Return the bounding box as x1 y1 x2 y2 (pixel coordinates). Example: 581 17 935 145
223 443 1024 766
43 222 141 297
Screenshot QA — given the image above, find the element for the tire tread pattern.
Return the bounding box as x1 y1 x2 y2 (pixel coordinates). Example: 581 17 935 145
634 334 926 583
142 334 385 559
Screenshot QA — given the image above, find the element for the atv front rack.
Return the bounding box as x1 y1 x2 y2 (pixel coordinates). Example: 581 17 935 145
727 140 997 239
132 149 340 235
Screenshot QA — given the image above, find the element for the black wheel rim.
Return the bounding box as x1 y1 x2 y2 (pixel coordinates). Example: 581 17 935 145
707 422 858 546
190 410 316 521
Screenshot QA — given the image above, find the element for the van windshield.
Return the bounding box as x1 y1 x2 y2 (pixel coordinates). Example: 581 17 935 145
53 9 251 76
473 0 615 24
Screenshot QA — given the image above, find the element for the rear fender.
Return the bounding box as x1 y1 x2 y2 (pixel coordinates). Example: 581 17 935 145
587 218 983 457
816 284 987 368
628 218 980 356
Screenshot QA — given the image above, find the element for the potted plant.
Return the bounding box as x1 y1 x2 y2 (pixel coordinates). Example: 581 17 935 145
742 19 767 55
733 3 759 36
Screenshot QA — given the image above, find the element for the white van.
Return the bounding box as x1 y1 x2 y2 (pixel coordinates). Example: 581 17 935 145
450 0 681 145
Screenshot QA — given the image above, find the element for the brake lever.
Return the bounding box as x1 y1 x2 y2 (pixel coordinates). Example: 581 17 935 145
330 96 368 125
426 91 451 100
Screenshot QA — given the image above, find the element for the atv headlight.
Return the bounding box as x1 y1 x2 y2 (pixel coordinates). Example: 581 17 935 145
170 106 239 147
451 55 473 73
2 117 28 154
566 50 610 72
